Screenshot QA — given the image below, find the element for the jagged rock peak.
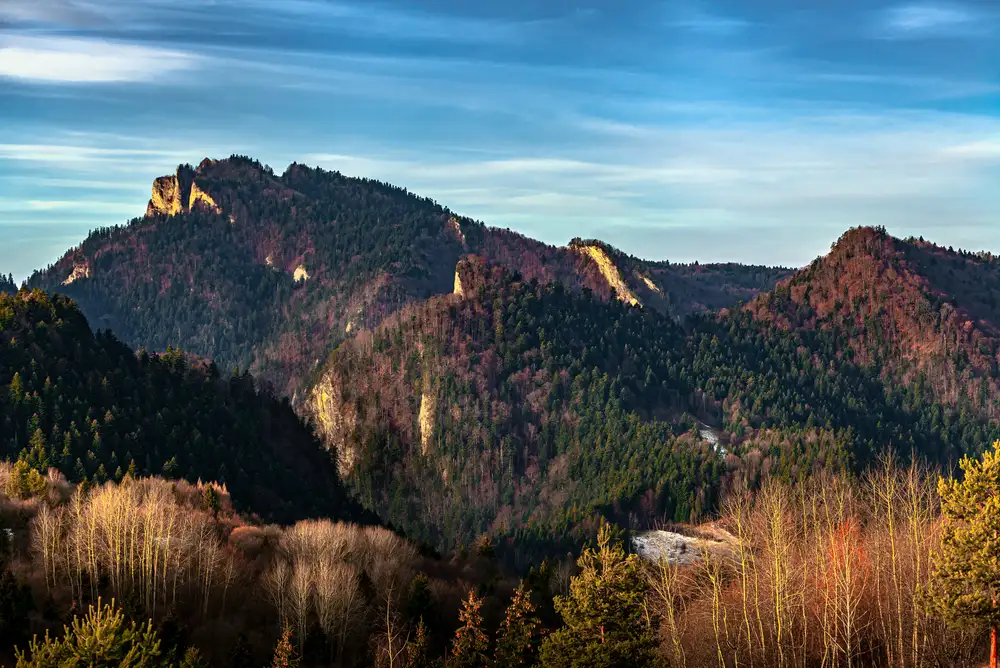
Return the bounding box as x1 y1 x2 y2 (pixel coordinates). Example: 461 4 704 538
145 162 222 218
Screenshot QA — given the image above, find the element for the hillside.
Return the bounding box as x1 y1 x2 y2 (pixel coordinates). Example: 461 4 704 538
0 287 361 522
29 156 788 398
305 235 1000 553
0 273 15 295
750 225 1000 411
305 255 722 556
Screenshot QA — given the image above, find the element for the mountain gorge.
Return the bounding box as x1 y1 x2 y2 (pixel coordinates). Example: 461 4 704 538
306 255 722 556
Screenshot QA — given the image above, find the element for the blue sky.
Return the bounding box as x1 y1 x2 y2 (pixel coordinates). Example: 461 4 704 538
0 0 998 281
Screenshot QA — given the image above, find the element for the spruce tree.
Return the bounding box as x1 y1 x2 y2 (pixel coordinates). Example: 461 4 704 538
538 524 657 668
4 459 46 499
270 627 300 668
407 618 434 668
927 440 1000 667
494 582 542 667
447 590 489 668
407 573 434 622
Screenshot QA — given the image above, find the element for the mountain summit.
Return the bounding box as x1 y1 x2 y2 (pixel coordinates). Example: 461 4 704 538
30 155 787 397
751 225 1000 408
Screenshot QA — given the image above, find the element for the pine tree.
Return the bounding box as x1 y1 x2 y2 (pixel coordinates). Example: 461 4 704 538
494 582 542 667
4 459 46 499
538 524 657 668
203 485 221 518
407 618 434 668
26 427 48 470
179 646 208 668
407 573 434 622
14 598 167 667
927 440 1000 668
162 456 178 477
447 590 489 668
270 627 300 668
9 372 23 403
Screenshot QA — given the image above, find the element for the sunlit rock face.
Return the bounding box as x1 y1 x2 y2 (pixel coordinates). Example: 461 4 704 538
571 243 641 307
146 166 221 217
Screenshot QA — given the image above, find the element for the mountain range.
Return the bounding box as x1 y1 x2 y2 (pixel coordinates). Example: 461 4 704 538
28 156 787 400
13 155 1000 556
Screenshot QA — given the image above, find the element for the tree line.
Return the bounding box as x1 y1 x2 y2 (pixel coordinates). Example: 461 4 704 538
6 447 1000 666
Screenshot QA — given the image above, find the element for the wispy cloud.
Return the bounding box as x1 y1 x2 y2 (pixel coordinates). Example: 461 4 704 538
247 0 531 44
0 0 106 26
0 198 138 214
2 0 538 46
942 139 1000 160
0 35 200 83
664 3 751 36
0 141 214 172
304 108 1000 264
878 1 992 38
810 72 1000 99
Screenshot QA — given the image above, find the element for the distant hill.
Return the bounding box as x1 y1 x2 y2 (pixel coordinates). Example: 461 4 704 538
28 156 788 399
750 225 1000 411
0 273 15 295
305 231 1000 554
0 287 362 523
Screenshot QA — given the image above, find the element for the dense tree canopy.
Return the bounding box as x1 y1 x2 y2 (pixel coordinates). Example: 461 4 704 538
310 238 1000 557
0 288 361 522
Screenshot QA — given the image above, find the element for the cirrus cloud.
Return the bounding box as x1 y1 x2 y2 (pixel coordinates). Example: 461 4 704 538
0 35 200 83
878 1 993 39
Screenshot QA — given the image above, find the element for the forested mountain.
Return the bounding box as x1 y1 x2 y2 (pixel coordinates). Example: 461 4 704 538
0 287 361 522
750 225 1000 411
28 156 787 398
306 231 1000 555
306 256 722 556
22 155 1000 561
0 273 15 295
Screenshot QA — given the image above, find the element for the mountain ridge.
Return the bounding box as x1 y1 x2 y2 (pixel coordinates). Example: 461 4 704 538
303 227 1000 553
29 155 789 399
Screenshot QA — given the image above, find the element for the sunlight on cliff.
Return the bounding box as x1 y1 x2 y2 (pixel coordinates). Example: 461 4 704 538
145 171 221 217
576 244 641 307
419 390 435 456
310 380 356 476
147 174 183 216
62 263 90 285
189 182 221 214
640 274 662 295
